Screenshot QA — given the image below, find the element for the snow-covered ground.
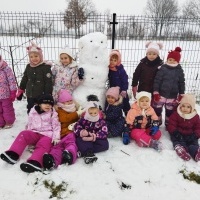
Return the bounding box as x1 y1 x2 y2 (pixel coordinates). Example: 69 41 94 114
0 100 200 200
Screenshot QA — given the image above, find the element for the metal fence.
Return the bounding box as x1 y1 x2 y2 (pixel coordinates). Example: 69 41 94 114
0 12 200 102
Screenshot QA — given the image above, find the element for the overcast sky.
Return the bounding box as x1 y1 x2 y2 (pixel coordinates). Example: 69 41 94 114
0 0 185 15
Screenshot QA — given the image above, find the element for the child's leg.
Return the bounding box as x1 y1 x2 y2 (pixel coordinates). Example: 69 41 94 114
0 101 5 127
27 97 37 114
187 139 199 160
165 98 177 126
93 139 109 153
1 98 15 126
152 98 165 125
123 96 130 116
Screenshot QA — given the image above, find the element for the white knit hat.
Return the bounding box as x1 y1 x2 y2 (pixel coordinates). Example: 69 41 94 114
59 46 73 59
146 41 163 55
180 94 196 112
136 91 152 102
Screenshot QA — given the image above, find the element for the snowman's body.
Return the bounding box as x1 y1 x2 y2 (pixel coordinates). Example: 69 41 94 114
73 32 109 109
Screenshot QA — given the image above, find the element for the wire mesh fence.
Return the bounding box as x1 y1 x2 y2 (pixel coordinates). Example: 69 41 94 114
0 11 200 102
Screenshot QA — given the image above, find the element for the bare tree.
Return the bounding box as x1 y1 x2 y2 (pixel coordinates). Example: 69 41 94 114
64 0 96 38
145 0 178 38
182 0 200 18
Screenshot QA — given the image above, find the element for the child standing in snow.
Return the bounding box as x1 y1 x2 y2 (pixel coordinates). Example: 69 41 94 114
131 41 163 99
167 94 200 162
152 47 185 126
104 86 130 144
74 95 109 164
1 94 61 173
16 42 53 113
52 46 84 103
126 91 162 151
108 49 130 116
0 55 17 129
43 89 83 170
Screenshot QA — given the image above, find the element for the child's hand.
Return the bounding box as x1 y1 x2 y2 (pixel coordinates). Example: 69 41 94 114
82 132 96 142
10 90 17 102
76 106 84 117
78 67 84 80
52 139 60 145
153 92 161 102
16 89 24 101
80 129 88 137
120 91 127 98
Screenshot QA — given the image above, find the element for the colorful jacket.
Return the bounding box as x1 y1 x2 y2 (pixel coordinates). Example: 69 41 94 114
126 102 158 129
108 64 129 92
0 57 17 99
153 63 185 99
19 63 53 98
52 60 81 102
57 107 79 138
132 56 163 94
27 106 61 140
167 105 200 138
74 117 108 139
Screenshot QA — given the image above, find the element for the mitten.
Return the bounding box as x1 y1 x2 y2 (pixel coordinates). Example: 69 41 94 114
10 90 17 102
68 122 76 131
80 129 89 137
76 106 84 117
134 116 143 128
82 133 96 142
78 67 84 80
52 139 60 145
122 133 130 145
132 86 137 99
120 91 127 98
177 94 183 103
153 92 161 102
173 130 183 141
16 89 24 101
149 126 159 136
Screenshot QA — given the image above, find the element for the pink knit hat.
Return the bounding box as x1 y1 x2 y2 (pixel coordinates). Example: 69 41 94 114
109 49 121 66
146 41 163 55
106 86 120 100
27 42 43 67
58 89 73 103
180 94 196 112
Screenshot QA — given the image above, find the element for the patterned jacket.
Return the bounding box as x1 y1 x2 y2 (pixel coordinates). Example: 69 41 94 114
19 63 53 98
27 106 61 140
0 58 17 99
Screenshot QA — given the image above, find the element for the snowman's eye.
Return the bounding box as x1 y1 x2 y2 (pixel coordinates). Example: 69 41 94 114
101 41 103 43
95 56 97 58
90 40 93 42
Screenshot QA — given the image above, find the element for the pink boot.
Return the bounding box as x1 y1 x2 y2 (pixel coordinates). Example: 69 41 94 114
175 145 191 161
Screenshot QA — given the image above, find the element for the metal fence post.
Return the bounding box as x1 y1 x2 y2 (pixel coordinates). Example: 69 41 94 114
110 13 118 49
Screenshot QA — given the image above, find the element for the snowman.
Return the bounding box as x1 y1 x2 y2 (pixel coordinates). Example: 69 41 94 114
73 32 109 109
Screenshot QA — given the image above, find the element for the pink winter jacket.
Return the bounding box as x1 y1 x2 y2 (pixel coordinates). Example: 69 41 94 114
0 56 17 99
27 106 61 140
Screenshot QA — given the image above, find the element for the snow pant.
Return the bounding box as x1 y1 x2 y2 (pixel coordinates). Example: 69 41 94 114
27 97 37 114
123 96 130 116
170 133 199 159
76 137 109 157
8 130 52 167
0 98 15 127
130 128 161 147
152 97 177 126
49 133 78 168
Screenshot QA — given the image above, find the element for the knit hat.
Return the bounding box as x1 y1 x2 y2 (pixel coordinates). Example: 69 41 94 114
37 94 54 106
136 91 152 102
106 86 120 100
180 94 196 112
167 47 182 63
58 89 73 103
146 41 163 55
27 42 43 67
109 49 121 66
59 46 74 60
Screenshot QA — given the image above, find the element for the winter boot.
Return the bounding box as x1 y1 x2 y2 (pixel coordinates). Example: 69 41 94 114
195 148 200 162
84 151 98 164
61 150 73 165
122 133 130 145
0 151 19 165
149 140 163 152
43 154 55 170
175 145 191 161
20 160 42 173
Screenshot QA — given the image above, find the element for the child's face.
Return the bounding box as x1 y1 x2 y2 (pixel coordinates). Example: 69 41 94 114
29 52 41 65
60 53 72 66
106 95 116 105
63 100 73 105
109 57 118 68
180 103 192 114
167 58 178 65
139 97 150 109
40 103 52 112
146 52 158 61
88 107 99 117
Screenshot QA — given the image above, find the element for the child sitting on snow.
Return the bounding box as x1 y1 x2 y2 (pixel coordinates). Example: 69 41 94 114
74 95 109 164
167 94 200 162
126 91 162 151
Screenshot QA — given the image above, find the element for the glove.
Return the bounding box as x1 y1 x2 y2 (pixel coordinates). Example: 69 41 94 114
10 90 17 102
173 130 183 141
153 93 161 102
149 126 159 136
52 139 60 145
68 122 76 131
76 106 84 117
16 89 24 101
82 133 96 142
120 91 127 98
132 86 137 99
122 133 130 145
80 129 89 137
78 67 84 80
177 94 183 103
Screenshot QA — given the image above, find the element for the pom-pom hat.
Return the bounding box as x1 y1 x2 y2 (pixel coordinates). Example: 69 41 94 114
167 47 182 63
146 41 163 55
58 89 73 103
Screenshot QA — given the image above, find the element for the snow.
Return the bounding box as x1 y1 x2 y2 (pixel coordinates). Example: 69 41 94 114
1 100 200 200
